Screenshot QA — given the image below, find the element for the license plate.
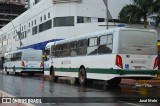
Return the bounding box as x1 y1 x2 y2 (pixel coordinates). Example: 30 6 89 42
30 66 35 68
135 66 142 70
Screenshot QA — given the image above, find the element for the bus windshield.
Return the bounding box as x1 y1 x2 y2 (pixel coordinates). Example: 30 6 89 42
118 30 157 55
22 50 42 61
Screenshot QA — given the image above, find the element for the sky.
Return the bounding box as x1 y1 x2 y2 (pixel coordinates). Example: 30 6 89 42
108 0 131 19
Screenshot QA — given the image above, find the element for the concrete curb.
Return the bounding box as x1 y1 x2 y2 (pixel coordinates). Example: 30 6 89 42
121 79 160 87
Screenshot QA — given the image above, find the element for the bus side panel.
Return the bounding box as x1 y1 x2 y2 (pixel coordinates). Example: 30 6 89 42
50 54 118 80
4 61 22 73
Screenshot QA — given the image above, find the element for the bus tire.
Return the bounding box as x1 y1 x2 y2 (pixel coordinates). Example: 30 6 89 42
15 72 18 76
5 67 9 75
7 71 9 75
20 72 23 76
50 66 54 76
107 78 121 86
50 66 58 82
13 66 17 76
78 67 86 86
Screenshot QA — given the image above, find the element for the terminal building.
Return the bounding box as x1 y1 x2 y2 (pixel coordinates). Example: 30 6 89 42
0 0 107 68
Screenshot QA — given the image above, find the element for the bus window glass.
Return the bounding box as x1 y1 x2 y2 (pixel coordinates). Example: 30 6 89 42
98 35 113 54
87 37 98 55
62 43 70 57
70 41 77 56
11 52 22 61
70 41 77 49
107 44 113 52
119 31 156 55
44 49 50 61
45 49 50 55
55 45 62 57
107 34 113 44
51 46 55 57
99 35 107 45
78 39 87 56
5 55 10 62
89 37 97 46
78 39 87 47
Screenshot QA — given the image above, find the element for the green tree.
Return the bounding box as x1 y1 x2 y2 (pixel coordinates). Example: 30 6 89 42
153 0 160 26
119 0 155 28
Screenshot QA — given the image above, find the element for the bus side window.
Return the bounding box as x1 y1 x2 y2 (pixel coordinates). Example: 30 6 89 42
70 41 77 57
98 35 113 54
55 45 61 57
51 46 55 57
61 43 70 57
87 37 98 55
44 50 50 61
77 39 87 56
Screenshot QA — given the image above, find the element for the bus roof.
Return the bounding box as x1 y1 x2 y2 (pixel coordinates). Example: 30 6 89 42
4 48 41 56
45 27 156 48
4 50 22 56
45 42 56 49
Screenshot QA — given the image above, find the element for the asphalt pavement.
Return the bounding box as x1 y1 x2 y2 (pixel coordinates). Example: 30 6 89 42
0 70 160 106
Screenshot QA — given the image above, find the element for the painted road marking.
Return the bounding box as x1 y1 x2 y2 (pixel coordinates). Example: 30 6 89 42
120 101 143 106
124 102 143 106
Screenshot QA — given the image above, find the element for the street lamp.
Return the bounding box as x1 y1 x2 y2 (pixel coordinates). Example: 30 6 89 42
103 0 116 29
103 0 109 29
11 21 23 49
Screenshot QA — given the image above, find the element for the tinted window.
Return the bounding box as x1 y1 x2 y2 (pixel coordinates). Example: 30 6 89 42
70 41 77 56
61 43 70 57
32 26 38 35
77 16 84 23
77 39 87 56
54 16 74 27
98 18 105 22
39 20 52 32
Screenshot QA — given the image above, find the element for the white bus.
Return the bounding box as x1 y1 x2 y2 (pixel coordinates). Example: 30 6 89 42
44 27 158 86
4 49 43 76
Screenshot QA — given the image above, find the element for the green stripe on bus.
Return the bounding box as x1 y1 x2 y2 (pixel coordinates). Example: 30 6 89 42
44 68 157 75
44 68 50 71
120 70 157 75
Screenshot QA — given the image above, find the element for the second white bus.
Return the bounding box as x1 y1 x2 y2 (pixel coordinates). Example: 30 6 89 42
4 49 43 76
44 27 158 86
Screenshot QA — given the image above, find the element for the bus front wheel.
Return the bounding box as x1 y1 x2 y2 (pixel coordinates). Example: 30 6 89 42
13 66 17 76
5 67 9 75
20 72 23 76
7 71 9 75
50 66 58 82
78 68 86 86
